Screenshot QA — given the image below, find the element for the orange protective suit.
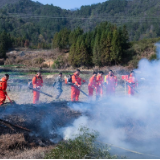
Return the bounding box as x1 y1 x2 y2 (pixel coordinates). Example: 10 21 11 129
127 74 138 95
104 75 117 95
0 77 7 105
32 75 43 104
71 73 82 101
88 75 97 97
96 75 103 97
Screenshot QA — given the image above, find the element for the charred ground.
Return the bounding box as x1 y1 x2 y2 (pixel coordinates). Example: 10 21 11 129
0 71 157 159
0 101 82 159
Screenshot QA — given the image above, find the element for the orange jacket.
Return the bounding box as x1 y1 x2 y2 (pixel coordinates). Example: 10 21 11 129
104 75 117 87
72 73 82 86
32 75 43 88
97 75 103 86
0 77 7 95
88 75 97 88
127 75 138 87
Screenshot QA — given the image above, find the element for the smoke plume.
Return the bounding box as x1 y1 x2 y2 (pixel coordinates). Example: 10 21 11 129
61 43 160 158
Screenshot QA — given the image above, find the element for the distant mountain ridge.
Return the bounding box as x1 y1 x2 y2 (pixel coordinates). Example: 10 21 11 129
0 0 160 44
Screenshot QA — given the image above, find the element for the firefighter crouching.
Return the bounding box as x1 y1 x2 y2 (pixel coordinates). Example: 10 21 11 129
0 74 9 105
32 72 43 104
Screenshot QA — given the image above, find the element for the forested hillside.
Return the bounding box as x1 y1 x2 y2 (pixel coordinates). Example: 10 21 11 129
0 0 20 9
0 0 160 47
53 22 130 67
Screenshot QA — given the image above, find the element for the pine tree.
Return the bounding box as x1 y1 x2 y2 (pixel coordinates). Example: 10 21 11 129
69 42 77 67
100 31 112 66
52 32 59 48
59 28 70 49
0 31 13 59
92 34 101 66
79 36 92 67
52 28 70 50
69 27 83 46
111 29 123 65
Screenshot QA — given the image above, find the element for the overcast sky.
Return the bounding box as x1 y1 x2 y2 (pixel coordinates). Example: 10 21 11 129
32 0 106 10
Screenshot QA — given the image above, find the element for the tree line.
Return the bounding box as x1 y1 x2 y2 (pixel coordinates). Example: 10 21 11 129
52 22 130 67
0 0 160 47
0 31 12 59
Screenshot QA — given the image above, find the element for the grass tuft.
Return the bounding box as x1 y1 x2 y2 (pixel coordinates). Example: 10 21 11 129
45 127 117 159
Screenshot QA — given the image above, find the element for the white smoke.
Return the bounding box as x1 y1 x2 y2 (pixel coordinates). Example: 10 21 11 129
62 116 89 140
61 42 160 157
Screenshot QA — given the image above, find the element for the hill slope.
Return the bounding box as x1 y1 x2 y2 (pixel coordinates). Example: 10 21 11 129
0 0 160 44
0 0 21 9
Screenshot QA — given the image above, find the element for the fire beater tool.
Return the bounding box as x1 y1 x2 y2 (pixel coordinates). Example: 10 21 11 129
6 95 13 103
126 82 138 93
68 82 89 97
28 83 53 98
0 118 31 132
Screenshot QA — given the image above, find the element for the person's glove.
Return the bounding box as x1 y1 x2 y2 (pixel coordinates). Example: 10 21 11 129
36 86 41 89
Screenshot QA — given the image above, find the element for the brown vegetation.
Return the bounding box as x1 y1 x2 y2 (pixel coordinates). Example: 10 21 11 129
5 48 70 69
5 36 158 71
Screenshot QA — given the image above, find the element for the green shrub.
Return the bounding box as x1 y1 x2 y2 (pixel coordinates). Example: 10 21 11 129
34 57 45 64
52 56 63 69
45 127 117 159
149 54 157 61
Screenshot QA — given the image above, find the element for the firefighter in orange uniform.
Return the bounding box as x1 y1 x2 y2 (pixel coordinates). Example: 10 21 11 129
112 71 118 88
104 70 117 95
0 74 9 105
127 71 138 96
88 72 97 98
71 69 82 101
96 71 104 100
32 72 43 104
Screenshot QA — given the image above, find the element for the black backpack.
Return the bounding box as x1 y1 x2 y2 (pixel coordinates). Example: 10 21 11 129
68 75 72 83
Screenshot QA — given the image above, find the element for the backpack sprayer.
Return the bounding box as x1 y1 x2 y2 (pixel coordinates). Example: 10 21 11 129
65 75 88 97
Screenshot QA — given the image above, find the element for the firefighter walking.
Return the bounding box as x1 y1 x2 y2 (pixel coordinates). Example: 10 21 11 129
127 71 138 96
0 74 9 105
104 70 117 95
32 72 43 104
96 71 104 100
71 69 82 101
53 72 63 99
88 72 97 99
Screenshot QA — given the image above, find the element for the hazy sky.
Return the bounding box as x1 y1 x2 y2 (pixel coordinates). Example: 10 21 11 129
32 0 106 10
